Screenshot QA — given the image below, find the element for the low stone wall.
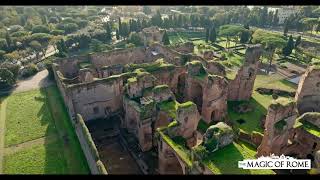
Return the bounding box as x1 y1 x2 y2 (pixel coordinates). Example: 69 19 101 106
75 114 108 174
256 87 295 97
237 130 263 148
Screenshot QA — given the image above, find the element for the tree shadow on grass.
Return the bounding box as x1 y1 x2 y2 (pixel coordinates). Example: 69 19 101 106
40 86 90 174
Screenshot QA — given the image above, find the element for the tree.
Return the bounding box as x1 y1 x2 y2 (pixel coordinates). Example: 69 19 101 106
151 10 163 27
205 28 209 43
218 25 245 49
63 23 79 34
128 32 143 46
0 38 8 51
116 29 120 40
240 29 251 44
209 25 217 43
295 36 301 48
162 31 170 45
282 35 294 57
143 6 152 15
0 68 15 86
56 39 67 57
89 39 106 52
104 22 112 42
29 40 42 61
283 19 289 36
118 17 122 39
5 32 12 51
0 62 20 79
32 25 50 34
252 29 286 74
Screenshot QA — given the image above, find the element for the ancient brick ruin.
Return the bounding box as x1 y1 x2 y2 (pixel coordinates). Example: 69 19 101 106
53 29 282 174
257 66 320 172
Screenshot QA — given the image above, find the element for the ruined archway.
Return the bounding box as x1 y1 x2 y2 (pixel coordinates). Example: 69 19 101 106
211 111 215 121
159 138 186 174
176 73 186 103
189 82 203 113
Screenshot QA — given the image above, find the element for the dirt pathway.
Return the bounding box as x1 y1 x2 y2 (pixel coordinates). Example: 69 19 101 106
0 99 7 173
3 135 58 156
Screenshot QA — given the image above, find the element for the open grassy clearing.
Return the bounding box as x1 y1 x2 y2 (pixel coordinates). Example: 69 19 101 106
3 140 67 174
3 86 90 174
4 89 57 147
202 141 275 174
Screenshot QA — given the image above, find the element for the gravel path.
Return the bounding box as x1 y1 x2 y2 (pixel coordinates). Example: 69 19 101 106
0 70 54 95
0 99 7 173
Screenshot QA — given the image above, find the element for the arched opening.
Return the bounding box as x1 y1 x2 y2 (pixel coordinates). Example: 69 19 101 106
307 154 314 161
189 82 203 113
312 142 317 150
162 150 184 174
211 111 215 121
176 73 186 103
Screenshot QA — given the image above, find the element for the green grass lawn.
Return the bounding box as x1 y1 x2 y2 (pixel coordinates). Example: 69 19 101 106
3 86 90 174
254 74 297 92
227 73 297 134
5 89 57 147
3 141 67 174
202 141 275 174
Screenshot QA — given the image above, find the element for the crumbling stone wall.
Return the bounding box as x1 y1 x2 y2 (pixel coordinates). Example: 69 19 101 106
67 78 123 121
295 66 320 114
185 61 228 124
139 26 165 47
257 98 297 157
228 44 263 101
79 68 94 83
172 42 194 54
158 137 187 174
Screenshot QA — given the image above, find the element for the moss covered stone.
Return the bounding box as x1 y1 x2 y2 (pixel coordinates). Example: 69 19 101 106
270 97 295 110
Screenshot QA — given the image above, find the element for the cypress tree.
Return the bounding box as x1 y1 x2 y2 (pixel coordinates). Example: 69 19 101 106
209 25 216 43
162 31 170 45
205 28 209 43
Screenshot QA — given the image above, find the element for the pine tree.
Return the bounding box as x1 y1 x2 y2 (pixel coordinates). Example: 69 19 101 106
209 25 216 43
162 31 170 45
106 22 112 41
5 32 12 51
116 29 120 40
295 36 301 48
283 19 289 36
205 28 209 43
282 35 294 57
118 17 122 39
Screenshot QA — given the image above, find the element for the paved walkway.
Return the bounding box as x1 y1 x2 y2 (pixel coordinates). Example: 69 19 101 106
0 99 7 173
0 70 54 95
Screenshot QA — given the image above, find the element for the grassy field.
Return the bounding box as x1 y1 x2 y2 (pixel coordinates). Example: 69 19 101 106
254 74 297 92
3 141 67 174
4 89 56 147
2 86 90 174
203 141 275 174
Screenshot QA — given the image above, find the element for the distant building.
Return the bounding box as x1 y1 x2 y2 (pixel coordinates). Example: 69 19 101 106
268 6 299 24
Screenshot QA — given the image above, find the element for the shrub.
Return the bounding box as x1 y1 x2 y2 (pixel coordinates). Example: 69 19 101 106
50 30 65 36
32 25 50 34
20 63 39 78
